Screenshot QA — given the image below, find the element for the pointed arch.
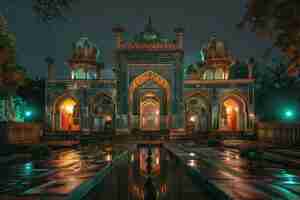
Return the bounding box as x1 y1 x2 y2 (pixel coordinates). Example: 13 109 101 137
52 94 80 131
128 71 171 129
129 71 170 103
219 92 248 131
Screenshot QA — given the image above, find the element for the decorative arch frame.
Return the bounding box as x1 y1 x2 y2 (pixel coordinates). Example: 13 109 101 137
218 91 248 131
184 92 211 132
89 92 115 117
88 92 115 131
140 97 160 130
52 93 80 131
128 71 171 129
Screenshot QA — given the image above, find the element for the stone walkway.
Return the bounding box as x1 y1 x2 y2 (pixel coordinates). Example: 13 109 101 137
0 146 125 200
165 142 300 200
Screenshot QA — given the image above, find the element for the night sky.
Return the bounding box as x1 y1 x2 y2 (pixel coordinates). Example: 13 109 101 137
0 0 274 79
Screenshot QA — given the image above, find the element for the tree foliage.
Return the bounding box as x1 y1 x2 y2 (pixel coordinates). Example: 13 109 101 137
254 58 300 122
240 0 300 66
228 61 249 79
32 0 78 23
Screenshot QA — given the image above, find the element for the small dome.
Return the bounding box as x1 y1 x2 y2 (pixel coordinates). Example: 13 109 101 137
72 36 102 63
203 35 230 59
74 36 95 49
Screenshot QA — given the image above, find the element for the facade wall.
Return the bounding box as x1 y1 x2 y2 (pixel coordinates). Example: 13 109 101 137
114 51 184 132
46 80 116 133
183 80 255 133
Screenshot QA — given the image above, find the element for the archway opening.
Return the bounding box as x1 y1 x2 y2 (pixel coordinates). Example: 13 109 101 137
129 71 171 130
185 96 210 133
90 94 114 131
58 98 80 131
221 97 245 131
140 98 160 131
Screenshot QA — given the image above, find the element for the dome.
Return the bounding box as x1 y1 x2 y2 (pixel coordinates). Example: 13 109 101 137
74 36 96 49
71 36 102 64
133 17 169 43
202 35 230 59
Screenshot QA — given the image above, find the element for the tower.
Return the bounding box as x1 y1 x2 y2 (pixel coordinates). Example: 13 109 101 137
67 36 103 80
112 25 125 49
113 17 185 133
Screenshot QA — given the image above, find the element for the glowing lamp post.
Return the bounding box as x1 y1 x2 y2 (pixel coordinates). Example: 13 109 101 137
24 110 33 122
25 111 32 117
284 109 294 119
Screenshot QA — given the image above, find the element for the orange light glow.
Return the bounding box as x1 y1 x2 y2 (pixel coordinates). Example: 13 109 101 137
59 98 79 131
223 98 240 130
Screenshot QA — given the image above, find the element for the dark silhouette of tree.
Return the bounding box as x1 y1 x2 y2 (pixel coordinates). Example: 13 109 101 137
240 0 300 68
254 58 300 122
32 0 78 23
228 61 249 79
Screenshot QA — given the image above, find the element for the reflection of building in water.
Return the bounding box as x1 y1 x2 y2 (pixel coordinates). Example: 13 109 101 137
138 147 160 176
129 147 169 200
45 17 255 135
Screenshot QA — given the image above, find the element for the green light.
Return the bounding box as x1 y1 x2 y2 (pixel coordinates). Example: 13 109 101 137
25 111 32 117
285 110 294 118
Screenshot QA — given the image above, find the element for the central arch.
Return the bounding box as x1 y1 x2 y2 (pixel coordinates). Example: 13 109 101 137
219 93 247 131
128 71 171 130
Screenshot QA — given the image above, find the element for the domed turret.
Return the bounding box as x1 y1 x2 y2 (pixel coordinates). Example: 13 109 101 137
200 35 234 68
203 35 231 60
71 36 102 64
68 36 104 80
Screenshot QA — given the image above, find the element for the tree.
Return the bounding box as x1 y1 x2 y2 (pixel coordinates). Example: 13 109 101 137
0 64 28 121
240 0 300 68
32 0 78 23
0 31 27 121
228 61 249 79
254 58 300 122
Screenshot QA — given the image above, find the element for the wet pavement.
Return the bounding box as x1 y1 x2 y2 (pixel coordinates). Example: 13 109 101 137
165 142 300 200
84 144 212 200
0 144 125 200
3 140 300 200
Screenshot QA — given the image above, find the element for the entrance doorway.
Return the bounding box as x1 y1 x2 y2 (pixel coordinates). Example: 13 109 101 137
140 98 160 131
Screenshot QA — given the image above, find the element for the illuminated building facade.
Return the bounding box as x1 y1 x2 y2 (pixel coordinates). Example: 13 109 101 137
45 18 255 134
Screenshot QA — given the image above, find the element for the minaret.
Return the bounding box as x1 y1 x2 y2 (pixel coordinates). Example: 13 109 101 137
247 57 255 79
174 27 184 49
112 25 125 48
0 14 8 33
45 56 55 80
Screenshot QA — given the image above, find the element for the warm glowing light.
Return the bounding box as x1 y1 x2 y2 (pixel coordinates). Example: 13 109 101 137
190 115 196 122
60 99 76 114
249 113 255 119
156 157 160 165
156 110 159 115
226 107 232 113
105 153 112 162
187 159 197 167
106 115 112 121
189 152 196 157
131 153 135 162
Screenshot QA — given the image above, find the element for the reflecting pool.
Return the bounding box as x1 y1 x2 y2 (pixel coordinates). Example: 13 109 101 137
85 144 212 200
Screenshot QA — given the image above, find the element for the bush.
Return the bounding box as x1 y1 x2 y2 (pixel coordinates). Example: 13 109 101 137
207 139 221 147
30 144 51 160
